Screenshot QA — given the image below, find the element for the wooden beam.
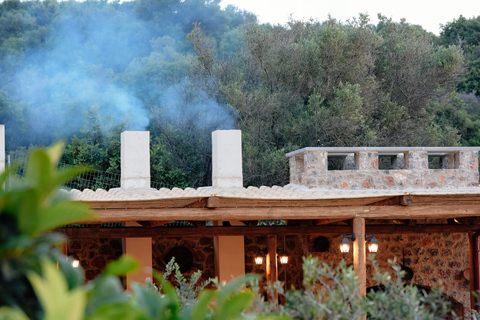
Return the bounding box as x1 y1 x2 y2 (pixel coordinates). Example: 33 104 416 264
85 196 397 210
400 196 414 206
362 205 480 219
266 235 278 302
353 217 366 298
313 218 349 226
469 232 478 310
58 224 480 239
207 197 220 208
86 197 209 210
83 204 480 223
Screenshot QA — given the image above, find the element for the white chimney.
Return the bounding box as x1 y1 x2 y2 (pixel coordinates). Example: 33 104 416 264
212 130 243 188
0 125 4 173
121 131 150 190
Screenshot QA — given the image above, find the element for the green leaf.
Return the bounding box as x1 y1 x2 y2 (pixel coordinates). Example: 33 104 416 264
191 289 216 320
104 255 140 276
24 148 54 194
85 276 129 316
154 270 181 315
215 291 254 320
29 260 87 320
217 274 259 305
16 188 40 236
54 165 90 188
31 201 97 237
0 307 30 320
45 142 64 165
84 303 145 320
132 282 163 318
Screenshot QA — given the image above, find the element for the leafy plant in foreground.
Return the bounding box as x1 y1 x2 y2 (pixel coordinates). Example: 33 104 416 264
0 143 96 319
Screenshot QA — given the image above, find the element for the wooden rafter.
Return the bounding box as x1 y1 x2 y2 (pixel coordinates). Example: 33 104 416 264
58 224 480 239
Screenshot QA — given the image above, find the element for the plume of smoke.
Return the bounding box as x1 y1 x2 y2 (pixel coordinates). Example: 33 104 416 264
7 2 152 145
160 79 236 130
1 0 244 148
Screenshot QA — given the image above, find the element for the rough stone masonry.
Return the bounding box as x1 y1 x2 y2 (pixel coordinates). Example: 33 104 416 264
286 147 480 190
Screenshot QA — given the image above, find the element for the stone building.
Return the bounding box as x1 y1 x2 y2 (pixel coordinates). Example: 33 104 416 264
2 125 479 316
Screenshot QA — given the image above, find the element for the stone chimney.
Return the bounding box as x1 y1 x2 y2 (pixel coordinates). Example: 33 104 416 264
121 131 150 190
0 125 4 173
212 130 243 188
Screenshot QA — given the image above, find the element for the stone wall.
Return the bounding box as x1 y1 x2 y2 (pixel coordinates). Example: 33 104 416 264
152 237 215 285
69 238 123 281
70 232 471 314
288 148 479 189
245 233 470 314
370 233 470 311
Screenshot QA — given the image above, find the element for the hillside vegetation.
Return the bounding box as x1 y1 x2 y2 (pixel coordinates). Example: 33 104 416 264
0 0 479 187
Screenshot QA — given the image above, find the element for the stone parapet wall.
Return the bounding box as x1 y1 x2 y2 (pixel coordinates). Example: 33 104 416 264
287 148 479 189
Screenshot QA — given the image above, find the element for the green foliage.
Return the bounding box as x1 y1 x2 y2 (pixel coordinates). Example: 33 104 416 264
160 257 213 307
284 257 366 320
367 260 450 320
439 15 480 97
28 260 87 320
189 15 466 185
0 144 96 319
273 256 451 320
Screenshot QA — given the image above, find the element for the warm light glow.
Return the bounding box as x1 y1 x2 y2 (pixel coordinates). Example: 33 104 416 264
368 242 379 253
279 255 288 265
254 256 264 265
72 259 80 268
339 234 353 253
367 234 380 253
340 242 350 253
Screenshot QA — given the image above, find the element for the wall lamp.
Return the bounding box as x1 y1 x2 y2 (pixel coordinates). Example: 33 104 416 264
339 233 380 254
366 233 380 253
255 249 268 265
254 249 289 265
340 233 356 253
68 253 80 268
278 250 289 265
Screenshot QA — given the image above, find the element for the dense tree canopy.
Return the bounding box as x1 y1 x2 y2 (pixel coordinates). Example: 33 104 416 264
0 0 479 187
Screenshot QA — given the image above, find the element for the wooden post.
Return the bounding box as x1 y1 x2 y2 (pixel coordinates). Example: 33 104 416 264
468 232 478 310
266 235 278 302
353 217 366 297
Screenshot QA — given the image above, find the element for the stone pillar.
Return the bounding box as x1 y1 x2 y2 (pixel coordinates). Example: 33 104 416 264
303 150 327 187
353 217 366 298
289 155 304 184
405 151 428 170
459 151 478 171
121 131 150 190
212 130 243 188
121 131 152 291
212 130 245 283
356 151 378 170
0 125 4 173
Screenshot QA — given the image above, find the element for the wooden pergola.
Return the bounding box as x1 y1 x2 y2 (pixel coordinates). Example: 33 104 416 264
61 191 480 309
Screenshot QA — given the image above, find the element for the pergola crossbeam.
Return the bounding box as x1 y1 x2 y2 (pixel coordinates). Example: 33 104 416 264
82 204 480 223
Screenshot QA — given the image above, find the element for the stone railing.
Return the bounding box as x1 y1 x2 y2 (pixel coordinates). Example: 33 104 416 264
286 147 480 190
